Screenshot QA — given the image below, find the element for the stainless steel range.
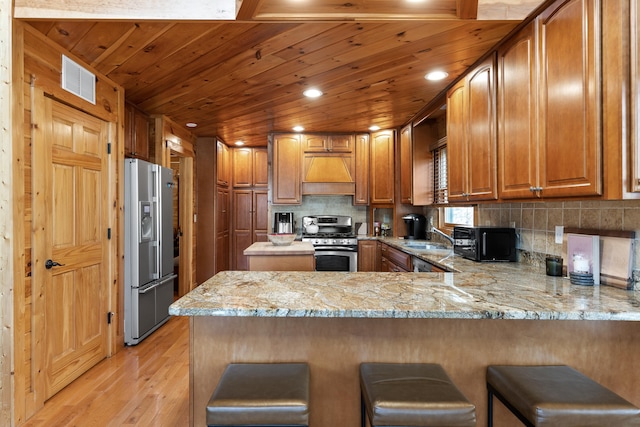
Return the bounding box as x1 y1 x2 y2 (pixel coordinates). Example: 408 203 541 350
301 215 358 272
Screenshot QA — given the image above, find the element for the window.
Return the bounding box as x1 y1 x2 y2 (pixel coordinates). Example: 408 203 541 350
443 206 474 226
431 136 475 227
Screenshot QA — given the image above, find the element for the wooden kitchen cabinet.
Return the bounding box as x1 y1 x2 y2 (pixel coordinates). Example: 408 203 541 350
627 0 640 193
272 134 302 204
303 134 353 152
357 240 378 271
354 133 370 205
124 102 150 160
232 147 268 188
370 130 395 204
215 186 230 273
400 125 413 204
447 54 498 202
232 189 268 270
537 0 601 197
379 242 412 272
497 22 538 199
499 0 601 199
216 140 230 187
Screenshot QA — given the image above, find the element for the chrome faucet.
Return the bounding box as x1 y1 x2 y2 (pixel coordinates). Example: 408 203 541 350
431 227 454 245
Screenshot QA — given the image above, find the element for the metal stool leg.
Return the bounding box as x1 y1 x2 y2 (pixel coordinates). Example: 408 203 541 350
361 391 367 427
487 387 494 427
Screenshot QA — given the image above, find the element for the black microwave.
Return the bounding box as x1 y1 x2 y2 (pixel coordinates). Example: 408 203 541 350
453 226 516 262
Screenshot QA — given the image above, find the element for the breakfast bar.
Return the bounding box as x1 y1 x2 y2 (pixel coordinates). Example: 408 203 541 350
170 270 640 427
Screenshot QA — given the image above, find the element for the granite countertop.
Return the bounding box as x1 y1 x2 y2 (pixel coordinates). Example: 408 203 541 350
169 269 640 321
244 241 315 255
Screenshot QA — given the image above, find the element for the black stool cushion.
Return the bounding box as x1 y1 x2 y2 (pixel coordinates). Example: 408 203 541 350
206 363 309 426
487 365 640 426
360 363 476 427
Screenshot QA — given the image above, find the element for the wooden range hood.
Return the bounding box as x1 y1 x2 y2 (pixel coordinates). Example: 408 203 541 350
302 155 355 196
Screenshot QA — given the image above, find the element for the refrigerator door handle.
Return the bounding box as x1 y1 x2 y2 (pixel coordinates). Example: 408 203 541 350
139 282 160 294
158 274 177 285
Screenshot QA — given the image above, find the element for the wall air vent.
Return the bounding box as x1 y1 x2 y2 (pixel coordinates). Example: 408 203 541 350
61 55 96 105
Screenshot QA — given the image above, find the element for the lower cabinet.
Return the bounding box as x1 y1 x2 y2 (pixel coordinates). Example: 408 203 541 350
215 187 230 273
232 189 268 270
357 240 378 271
379 242 412 272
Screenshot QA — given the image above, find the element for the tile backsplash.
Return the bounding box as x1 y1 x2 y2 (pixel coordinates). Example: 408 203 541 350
476 200 640 284
271 195 368 232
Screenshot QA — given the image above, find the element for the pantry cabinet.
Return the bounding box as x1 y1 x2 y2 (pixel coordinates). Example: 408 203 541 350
370 130 395 204
499 0 601 199
233 147 267 188
447 54 498 202
232 189 268 270
216 140 230 187
215 186 230 273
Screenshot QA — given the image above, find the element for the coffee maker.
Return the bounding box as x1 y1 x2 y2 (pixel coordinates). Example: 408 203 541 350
402 213 427 240
274 212 294 234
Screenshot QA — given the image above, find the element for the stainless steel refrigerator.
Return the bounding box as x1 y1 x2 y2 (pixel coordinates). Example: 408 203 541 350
124 159 176 345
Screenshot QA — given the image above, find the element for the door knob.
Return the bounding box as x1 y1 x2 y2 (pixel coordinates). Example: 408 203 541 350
45 259 64 269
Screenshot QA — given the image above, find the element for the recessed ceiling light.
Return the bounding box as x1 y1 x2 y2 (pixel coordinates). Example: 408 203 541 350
303 88 323 98
186 122 198 128
235 140 245 146
425 71 449 81
369 125 381 131
293 126 305 132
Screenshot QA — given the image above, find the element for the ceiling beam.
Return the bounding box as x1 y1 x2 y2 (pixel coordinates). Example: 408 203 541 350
457 0 479 19
13 0 236 20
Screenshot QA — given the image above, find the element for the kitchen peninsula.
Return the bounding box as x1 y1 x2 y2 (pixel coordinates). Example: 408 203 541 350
170 269 640 427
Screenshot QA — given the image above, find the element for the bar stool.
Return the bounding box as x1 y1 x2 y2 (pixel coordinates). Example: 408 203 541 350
360 363 476 427
487 365 640 426
206 363 310 427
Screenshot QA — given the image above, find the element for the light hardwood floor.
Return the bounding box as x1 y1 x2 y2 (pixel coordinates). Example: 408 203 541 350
22 315 190 426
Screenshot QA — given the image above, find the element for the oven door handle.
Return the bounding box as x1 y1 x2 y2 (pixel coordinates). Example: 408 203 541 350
314 246 357 252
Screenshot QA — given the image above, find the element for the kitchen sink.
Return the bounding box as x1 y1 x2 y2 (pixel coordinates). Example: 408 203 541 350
403 242 448 250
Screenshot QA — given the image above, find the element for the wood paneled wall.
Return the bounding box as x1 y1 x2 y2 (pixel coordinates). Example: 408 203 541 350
11 22 125 424
2 1 16 425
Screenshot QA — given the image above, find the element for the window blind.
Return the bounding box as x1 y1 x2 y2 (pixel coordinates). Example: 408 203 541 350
433 145 448 204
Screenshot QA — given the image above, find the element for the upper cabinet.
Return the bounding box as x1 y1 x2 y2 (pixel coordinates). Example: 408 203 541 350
124 102 150 160
499 0 601 199
497 22 539 199
232 147 268 188
447 54 498 202
536 0 601 198
370 130 395 204
216 140 230 187
399 125 413 204
632 0 640 192
303 134 353 153
354 134 370 205
272 134 302 204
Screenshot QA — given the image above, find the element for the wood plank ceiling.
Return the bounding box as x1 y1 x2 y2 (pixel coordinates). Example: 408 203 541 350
22 0 544 146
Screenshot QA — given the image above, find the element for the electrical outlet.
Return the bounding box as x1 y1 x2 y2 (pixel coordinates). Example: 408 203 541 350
555 225 564 244
510 221 516 229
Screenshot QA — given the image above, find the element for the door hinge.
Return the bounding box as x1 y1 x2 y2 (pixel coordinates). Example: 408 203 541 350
107 228 111 239
107 142 111 154
107 311 114 324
